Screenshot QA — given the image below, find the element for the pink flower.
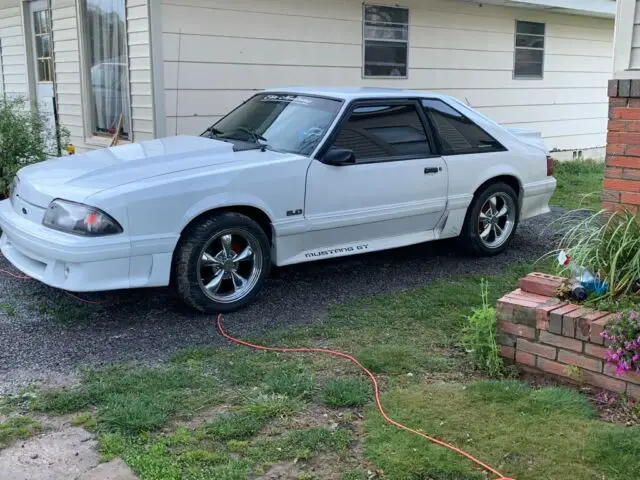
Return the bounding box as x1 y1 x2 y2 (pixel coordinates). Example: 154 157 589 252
633 355 639 362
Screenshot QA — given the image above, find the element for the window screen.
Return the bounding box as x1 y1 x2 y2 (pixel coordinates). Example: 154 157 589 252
514 21 545 78
363 5 409 78
331 104 431 161
422 99 504 155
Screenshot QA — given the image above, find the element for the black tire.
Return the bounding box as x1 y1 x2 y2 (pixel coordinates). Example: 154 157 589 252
458 182 519 256
174 212 271 313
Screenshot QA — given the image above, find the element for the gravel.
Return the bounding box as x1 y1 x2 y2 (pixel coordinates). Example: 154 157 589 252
0 208 569 394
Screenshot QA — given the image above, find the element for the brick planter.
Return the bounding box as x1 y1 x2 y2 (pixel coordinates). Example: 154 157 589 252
497 273 640 397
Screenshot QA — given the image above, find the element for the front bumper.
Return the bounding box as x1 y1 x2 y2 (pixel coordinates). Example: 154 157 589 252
0 199 169 292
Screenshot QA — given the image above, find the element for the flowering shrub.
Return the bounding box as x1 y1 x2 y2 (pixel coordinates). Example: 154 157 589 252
603 311 640 375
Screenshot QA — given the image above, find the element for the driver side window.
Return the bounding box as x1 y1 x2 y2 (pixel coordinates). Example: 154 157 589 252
330 103 432 162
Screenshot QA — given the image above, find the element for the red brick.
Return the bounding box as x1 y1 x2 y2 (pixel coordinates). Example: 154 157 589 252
623 168 640 181
604 364 640 385
516 351 536 367
603 178 640 193
506 288 552 303
498 321 535 339
626 122 640 132
610 96 628 107
626 145 640 156
602 202 637 214
539 330 583 352
537 358 570 377
590 314 615 345
563 308 592 338
520 273 564 297
622 192 640 205
517 338 557 360
627 383 640 399
605 167 623 179
608 80 619 97
576 311 611 341
608 120 626 132
614 108 640 120
584 343 609 359
630 98 640 107
497 332 517 347
536 300 567 331
499 345 515 360
607 143 626 155
602 190 621 202
549 304 579 335
558 349 602 372
581 370 627 393
496 301 514 322
608 132 640 145
608 155 640 168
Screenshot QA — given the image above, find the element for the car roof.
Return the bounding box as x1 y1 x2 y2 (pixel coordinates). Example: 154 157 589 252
262 86 449 101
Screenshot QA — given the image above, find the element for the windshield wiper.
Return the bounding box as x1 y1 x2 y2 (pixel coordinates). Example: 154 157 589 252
233 126 267 144
202 126 224 139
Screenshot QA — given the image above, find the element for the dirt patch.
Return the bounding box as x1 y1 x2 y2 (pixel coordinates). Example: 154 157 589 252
0 425 137 480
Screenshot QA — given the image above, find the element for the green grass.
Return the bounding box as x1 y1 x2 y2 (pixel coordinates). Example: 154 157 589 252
551 159 604 211
323 378 371 407
0 415 41 449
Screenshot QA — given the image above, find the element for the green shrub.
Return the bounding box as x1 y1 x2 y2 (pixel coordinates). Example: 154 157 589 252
0 97 68 197
557 209 640 297
322 378 371 407
461 280 503 377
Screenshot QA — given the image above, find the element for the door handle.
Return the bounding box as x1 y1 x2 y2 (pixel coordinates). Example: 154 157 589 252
424 167 442 175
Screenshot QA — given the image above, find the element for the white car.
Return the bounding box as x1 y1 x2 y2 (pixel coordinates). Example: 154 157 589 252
0 87 556 312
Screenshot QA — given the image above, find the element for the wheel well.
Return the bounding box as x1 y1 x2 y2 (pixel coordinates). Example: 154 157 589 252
474 175 521 201
180 206 274 245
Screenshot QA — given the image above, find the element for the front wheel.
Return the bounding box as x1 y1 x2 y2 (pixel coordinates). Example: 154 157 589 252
458 182 519 256
174 212 271 313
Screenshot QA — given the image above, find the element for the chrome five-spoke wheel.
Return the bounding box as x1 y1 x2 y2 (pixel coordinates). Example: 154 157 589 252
198 231 263 304
477 193 516 249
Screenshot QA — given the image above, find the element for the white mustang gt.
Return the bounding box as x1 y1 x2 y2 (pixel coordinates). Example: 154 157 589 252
0 87 556 312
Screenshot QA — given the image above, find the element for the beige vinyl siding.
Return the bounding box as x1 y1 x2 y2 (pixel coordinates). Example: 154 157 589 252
161 0 613 151
0 3 27 97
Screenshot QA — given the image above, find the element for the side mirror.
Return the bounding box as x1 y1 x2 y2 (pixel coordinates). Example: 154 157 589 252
322 148 356 166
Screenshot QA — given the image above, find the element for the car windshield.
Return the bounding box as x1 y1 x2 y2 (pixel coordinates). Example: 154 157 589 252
206 94 342 155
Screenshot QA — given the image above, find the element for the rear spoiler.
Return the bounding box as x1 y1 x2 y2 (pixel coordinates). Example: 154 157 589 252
504 126 547 152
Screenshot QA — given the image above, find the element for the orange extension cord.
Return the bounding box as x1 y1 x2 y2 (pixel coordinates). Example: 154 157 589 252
216 314 514 480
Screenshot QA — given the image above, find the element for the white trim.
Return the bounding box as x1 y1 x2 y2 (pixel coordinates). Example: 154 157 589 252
149 0 165 138
613 0 635 76
21 0 35 105
462 0 615 18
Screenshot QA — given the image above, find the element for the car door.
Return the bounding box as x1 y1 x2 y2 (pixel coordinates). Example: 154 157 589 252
303 99 448 255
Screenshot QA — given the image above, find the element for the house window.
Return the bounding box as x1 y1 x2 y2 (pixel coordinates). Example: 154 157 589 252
363 5 409 78
82 0 130 139
33 9 53 82
514 20 545 79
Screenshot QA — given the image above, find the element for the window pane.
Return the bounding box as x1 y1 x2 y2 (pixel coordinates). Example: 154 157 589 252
514 62 543 77
332 104 431 160
36 35 51 58
364 5 409 24
422 99 503 155
515 34 544 49
84 0 130 139
364 41 407 77
515 48 543 64
364 23 408 41
516 21 545 35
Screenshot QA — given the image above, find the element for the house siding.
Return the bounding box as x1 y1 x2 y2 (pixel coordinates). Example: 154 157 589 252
160 0 614 151
632 1 640 68
0 2 27 98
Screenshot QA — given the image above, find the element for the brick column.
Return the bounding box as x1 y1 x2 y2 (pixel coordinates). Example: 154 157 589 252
605 80 640 214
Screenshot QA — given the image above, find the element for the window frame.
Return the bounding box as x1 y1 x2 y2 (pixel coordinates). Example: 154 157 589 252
362 3 410 80
513 20 546 80
421 98 507 156
77 0 133 144
316 98 440 165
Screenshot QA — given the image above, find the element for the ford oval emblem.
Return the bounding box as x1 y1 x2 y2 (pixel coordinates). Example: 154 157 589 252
21 207 27 215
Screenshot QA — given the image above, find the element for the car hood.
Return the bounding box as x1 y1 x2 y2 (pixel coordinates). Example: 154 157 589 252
16 136 239 206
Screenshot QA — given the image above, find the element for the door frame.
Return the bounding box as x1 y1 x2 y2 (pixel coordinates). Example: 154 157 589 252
22 0 61 155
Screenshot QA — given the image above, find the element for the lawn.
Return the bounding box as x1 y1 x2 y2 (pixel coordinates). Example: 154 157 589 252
550 159 605 211
4 158 637 480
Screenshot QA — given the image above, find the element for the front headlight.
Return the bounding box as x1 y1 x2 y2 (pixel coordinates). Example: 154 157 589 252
43 200 123 236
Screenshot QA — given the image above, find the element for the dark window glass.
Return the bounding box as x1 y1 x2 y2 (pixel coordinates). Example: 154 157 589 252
331 104 431 161
363 5 409 78
514 20 545 79
422 99 504 155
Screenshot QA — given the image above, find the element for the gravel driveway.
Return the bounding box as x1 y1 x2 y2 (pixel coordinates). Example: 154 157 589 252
0 208 569 394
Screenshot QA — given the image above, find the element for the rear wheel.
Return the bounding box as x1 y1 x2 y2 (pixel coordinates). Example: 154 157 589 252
459 182 519 256
174 212 271 313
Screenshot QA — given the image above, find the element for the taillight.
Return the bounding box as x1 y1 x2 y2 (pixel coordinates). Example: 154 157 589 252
546 155 554 176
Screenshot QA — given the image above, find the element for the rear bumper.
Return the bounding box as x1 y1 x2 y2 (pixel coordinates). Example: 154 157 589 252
521 178 557 220
0 199 171 291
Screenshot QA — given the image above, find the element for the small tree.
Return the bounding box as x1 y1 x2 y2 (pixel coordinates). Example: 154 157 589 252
0 97 69 198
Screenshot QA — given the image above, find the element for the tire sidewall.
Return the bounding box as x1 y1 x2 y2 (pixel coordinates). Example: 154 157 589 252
175 213 271 313
464 182 519 256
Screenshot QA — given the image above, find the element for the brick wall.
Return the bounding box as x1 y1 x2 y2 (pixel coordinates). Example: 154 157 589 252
497 273 640 397
605 80 640 214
